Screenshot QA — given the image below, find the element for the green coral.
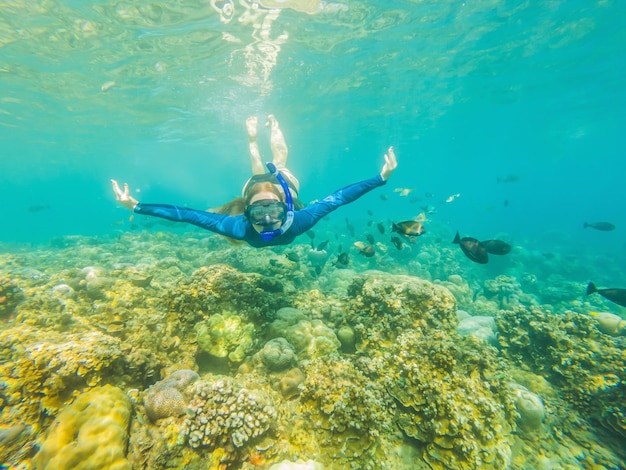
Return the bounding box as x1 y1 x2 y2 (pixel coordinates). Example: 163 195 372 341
195 312 256 362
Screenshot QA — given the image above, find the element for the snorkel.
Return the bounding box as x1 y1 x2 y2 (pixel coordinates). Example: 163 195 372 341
258 162 295 242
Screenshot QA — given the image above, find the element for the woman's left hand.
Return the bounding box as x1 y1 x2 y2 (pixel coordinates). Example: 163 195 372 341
380 146 397 181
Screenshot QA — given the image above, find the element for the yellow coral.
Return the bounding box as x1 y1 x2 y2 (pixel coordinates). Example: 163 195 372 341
34 385 132 470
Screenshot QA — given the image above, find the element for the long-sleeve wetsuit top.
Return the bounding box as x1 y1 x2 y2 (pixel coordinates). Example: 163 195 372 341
134 175 385 248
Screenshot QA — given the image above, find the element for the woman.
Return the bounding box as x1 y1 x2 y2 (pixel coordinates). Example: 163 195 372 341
111 116 397 247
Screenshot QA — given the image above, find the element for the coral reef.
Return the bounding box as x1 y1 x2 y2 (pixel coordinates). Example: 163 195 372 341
162 264 288 324
182 376 277 450
267 308 341 360
259 337 297 371
34 384 132 470
588 311 626 336
457 313 498 346
1 232 625 470
382 329 515 469
297 356 395 465
508 382 545 432
496 307 626 443
195 312 256 362
0 272 22 317
143 369 199 421
344 272 458 347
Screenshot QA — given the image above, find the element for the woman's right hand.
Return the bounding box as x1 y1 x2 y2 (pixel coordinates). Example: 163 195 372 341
380 146 397 181
111 179 139 211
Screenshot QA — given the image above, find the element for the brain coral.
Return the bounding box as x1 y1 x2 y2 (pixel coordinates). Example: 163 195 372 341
34 384 132 470
195 312 256 362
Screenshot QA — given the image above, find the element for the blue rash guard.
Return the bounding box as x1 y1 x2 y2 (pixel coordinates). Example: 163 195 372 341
134 175 386 247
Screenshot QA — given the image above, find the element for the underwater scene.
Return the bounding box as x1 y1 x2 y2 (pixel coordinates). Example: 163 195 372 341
1 1 625 469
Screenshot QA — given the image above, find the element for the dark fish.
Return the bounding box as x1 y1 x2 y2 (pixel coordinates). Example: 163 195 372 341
377 222 385 235
367 210 374 216
316 240 329 251
306 230 315 240
314 265 322 276
586 282 626 307
367 220 373 227
584 222 615 231
380 194 388 201
334 252 350 268
359 245 375 257
392 221 425 237
409 197 420 204
285 251 300 263
269 259 279 267
453 231 488 264
497 175 519 183
425 192 434 198
480 239 511 255
345 218 355 237
503 199 509 207
390 236 404 250
366 234 375 245
28 204 51 212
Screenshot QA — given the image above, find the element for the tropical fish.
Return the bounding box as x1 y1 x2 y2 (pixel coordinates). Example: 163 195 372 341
497 174 519 183
27 204 51 212
393 187 414 197
392 221 425 237
414 212 428 223
584 222 615 231
420 204 437 215
345 218 355 237
390 236 404 250
453 231 488 264
480 239 511 255
445 193 461 203
316 240 329 251
354 241 375 257
586 282 626 307
334 252 350 268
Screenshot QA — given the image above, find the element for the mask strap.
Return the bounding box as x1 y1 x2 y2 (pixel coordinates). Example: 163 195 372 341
258 163 295 241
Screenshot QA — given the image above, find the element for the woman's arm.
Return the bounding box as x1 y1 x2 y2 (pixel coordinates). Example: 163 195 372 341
134 203 247 239
292 175 386 233
111 179 247 239
291 146 397 233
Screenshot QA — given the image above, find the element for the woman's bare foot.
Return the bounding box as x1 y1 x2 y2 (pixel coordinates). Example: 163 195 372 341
265 114 277 129
246 116 258 140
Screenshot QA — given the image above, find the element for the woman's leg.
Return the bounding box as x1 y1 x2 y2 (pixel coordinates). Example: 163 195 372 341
246 116 265 175
267 114 288 168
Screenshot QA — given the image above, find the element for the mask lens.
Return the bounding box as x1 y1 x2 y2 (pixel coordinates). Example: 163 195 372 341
247 200 286 226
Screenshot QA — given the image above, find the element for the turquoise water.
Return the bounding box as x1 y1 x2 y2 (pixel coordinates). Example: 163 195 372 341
1 0 624 255
1 2 626 468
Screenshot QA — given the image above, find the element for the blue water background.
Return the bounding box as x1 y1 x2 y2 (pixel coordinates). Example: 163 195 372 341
1 0 624 264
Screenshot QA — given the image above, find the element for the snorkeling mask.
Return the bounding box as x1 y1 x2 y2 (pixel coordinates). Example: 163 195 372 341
246 200 287 227
250 162 295 242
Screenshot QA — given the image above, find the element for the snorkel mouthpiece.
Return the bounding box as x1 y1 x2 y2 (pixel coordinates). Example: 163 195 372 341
259 162 295 241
